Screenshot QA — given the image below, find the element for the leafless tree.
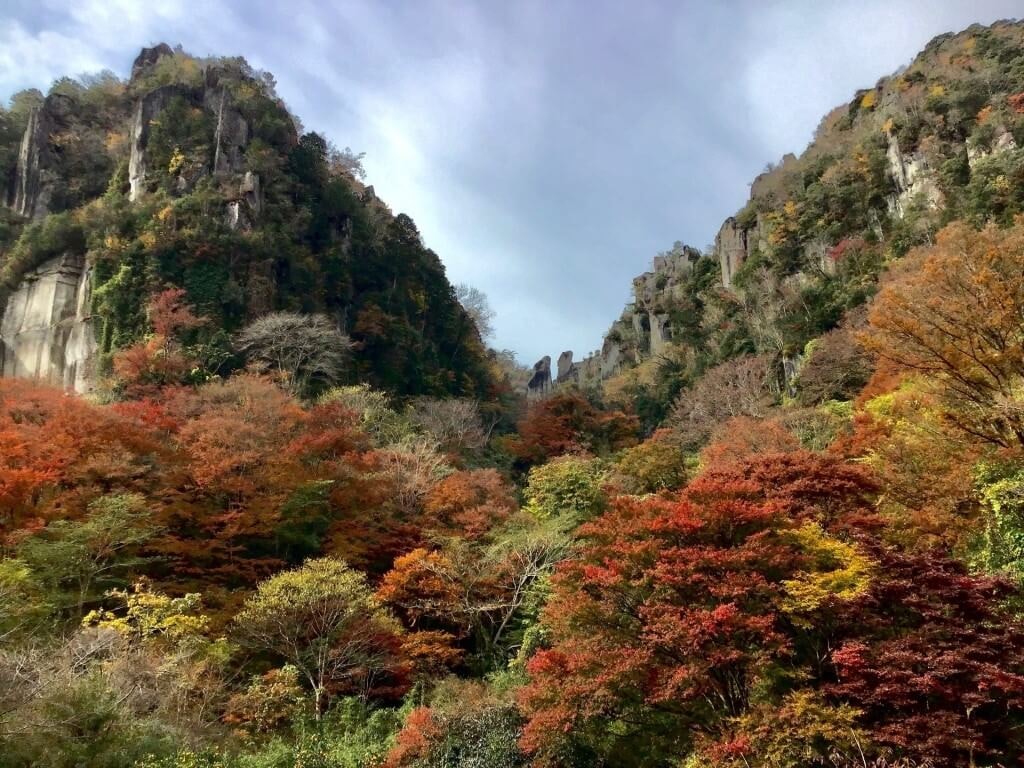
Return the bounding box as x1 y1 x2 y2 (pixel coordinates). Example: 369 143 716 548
456 283 496 341
329 144 366 180
671 354 777 448
797 309 874 405
235 312 351 396
376 437 454 516
408 397 490 455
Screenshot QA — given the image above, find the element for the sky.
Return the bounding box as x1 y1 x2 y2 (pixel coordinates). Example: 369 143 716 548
0 1 1020 363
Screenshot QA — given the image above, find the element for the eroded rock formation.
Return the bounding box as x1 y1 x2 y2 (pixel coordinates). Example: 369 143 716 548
9 95 73 220
127 84 186 201
126 47 269 229
529 243 705 396
0 252 96 392
527 356 552 399
885 132 943 216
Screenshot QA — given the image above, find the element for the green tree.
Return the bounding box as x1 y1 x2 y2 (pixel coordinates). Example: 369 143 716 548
522 455 608 527
18 493 159 617
233 558 402 718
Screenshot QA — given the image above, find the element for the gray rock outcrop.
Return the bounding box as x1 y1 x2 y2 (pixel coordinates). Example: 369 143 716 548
527 356 552 399
556 351 574 382
9 95 73 220
128 63 261 208
967 125 1018 169
131 43 174 81
128 84 186 201
885 132 942 216
227 170 263 231
0 252 96 392
207 83 250 177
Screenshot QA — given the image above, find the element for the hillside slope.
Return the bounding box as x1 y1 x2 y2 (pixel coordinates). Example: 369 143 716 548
0 44 491 397
538 20 1024 427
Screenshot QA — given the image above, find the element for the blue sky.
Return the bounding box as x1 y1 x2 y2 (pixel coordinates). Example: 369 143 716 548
1 0 1020 363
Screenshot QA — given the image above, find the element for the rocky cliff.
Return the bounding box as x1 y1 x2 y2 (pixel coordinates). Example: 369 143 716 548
9 95 65 220
0 252 95 391
528 242 706 397
528 21 1024 401
0 46 281 391
0 44 491 398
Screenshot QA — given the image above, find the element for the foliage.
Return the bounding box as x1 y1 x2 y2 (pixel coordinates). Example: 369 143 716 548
233 558 404 717
796 310 874 405
706 691 871 768
505 391 638 468
519 474 800 765
825 545 1024 763
407 398 489 460
455 283 496 342
864 220 1024 448
385 680 525 768
320 384 414 447
973 457 1024 580
3 25 1024 768
611 428 692 493
699 416 800 468
671 355 775 449
18 492 159 616
522 455 608 526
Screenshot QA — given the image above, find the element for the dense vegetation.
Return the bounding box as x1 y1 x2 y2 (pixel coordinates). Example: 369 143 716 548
601 20 1024 431
0 48 491 398
3 21 1024 768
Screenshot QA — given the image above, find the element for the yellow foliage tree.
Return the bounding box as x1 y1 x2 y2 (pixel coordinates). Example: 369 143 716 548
781 523 873 624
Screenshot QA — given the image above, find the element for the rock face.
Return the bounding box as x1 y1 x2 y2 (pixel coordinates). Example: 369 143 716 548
530 244 705 396
131 43 174 80
885 132 943 216
226 171 263 231
207 81 250 177
0 253 96 392
127 78 257 204
527 356 552 399
967 125 1019 169
126 62 266 227
715 218 748 289
128 85 185 201
556 351 574 382
713 214 772 289
9 95 72 220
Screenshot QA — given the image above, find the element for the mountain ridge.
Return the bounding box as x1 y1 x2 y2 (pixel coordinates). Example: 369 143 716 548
0 43 494 399
528 19 1024 424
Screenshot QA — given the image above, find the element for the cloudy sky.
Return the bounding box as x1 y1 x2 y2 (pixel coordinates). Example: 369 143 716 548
0 1 1020 363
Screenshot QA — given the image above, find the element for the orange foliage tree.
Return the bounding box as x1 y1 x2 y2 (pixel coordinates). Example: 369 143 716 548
422 469 516 540
863 221 1024 448
154 376 317 584
505 391 638 468
699 416 800 468
0 379 160 535
113 287 207 396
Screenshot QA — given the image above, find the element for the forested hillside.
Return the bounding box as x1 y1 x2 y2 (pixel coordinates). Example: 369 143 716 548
2 21 1024 768
0 44 492 398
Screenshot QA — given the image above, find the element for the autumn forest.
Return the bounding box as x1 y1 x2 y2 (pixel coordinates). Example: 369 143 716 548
3 18 1024 768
